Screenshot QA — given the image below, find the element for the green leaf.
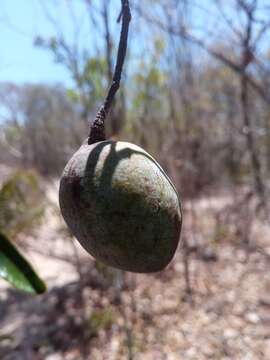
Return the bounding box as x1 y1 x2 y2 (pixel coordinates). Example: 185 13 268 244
0 233 46 294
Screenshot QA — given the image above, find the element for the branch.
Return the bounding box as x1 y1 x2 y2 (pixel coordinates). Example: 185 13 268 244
134 4 270 103
88 0 131 144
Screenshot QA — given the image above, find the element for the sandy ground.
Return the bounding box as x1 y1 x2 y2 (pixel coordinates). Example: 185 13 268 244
1 178 270 359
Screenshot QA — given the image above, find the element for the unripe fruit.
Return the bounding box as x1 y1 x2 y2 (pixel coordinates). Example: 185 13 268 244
59 140 182 273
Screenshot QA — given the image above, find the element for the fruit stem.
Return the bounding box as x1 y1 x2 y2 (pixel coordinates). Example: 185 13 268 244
88 0 131 145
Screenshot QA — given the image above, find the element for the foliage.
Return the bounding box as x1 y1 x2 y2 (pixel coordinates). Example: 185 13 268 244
0 84 87 175
0 171 46 293
87 307 116 338
0 171 45 239
34 38 108 122
0 232 46 294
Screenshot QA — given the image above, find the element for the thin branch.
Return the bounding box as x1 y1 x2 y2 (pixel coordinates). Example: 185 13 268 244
134 4 270 103
239 0 266 203
88 0 131 144
252 19 270 47
214 0 244 40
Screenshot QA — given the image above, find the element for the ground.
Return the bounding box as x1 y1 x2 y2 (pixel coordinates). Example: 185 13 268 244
0 178 270 359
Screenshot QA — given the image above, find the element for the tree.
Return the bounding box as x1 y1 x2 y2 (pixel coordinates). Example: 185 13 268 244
0 83 85 175
35 0 127 138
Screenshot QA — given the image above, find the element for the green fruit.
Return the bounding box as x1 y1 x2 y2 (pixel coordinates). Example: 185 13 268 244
59 140 182 273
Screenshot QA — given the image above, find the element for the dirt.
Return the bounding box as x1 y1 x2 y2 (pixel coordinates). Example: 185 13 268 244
0 182 270 359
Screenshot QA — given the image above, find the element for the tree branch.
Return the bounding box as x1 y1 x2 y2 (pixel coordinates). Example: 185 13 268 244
134 4 270 103
88 0 131 144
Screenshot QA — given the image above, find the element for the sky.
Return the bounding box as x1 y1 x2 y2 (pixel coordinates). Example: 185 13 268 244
0 0 126 86
0 0 216 87
1 0 269 87
0 0 78 85
0 0 214 86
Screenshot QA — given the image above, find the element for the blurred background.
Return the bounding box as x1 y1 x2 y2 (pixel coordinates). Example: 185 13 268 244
1 0 270 359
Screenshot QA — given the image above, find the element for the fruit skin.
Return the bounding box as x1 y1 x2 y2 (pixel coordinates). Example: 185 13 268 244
59 140 182 273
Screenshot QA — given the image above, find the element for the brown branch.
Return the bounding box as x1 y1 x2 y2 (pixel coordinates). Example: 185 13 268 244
239 1 266 202
88 0 131 144
134 4 270 103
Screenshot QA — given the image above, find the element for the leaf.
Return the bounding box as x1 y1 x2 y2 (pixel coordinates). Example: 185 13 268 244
0 233 46 294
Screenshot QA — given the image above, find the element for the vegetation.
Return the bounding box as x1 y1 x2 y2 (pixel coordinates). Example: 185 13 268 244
0 232 46 294
0 171 45 238
0 171 46 293
0 0 270 358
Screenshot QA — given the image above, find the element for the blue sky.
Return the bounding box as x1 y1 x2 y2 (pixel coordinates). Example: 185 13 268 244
0 0 79 85
1 0 269 86
0 0 124 86
0 0 212 86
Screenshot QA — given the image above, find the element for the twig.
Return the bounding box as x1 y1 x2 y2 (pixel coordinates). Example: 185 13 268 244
133 4 270 103
88 0 131 144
